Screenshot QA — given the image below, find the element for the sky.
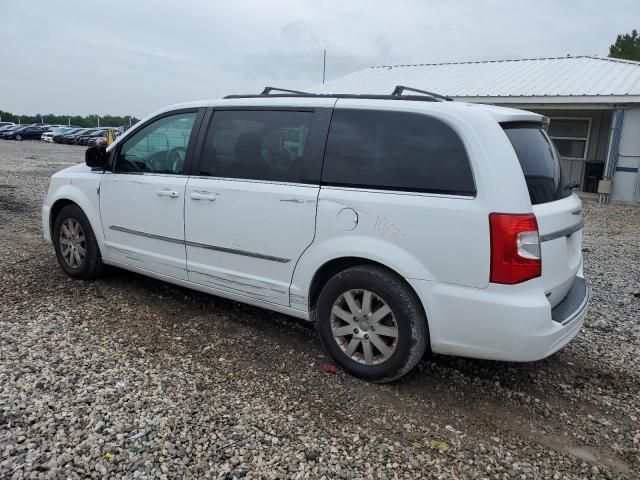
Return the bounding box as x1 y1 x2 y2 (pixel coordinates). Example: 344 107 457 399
0 0 638 117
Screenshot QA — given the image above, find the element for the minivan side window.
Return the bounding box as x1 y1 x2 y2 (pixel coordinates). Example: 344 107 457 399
322 109 476 196
198 110 315 183
114 112 197 175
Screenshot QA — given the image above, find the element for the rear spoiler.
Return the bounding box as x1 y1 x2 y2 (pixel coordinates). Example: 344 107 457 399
500 118 550 131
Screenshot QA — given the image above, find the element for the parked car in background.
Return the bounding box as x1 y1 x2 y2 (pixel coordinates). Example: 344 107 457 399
62 128 95 145
84 131 107 147
41 126 77 142
42 128 63 143
4 125 52 140
53 128 83 144
62 129 92 144
75 129 106 146
0 121 15 128
0 124 21 137
87 135 108 147
84 128 119 147
0 124 23 137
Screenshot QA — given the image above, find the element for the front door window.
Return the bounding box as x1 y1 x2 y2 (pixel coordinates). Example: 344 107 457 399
115 112 197 175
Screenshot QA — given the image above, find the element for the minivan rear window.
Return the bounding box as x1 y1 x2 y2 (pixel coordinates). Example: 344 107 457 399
503 123 572 205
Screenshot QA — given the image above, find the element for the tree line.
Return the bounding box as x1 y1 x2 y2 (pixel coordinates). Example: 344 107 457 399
0 110 139 128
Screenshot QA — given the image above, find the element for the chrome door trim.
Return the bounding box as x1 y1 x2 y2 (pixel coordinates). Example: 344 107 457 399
185 240 290 263
109 225 290 263
109 225 184 244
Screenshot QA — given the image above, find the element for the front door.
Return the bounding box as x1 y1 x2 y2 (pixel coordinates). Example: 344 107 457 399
185 108 329 306
100 109 202 280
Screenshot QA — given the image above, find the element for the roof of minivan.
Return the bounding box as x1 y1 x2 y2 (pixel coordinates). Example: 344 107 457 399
148 96 542 123
110 97 541 151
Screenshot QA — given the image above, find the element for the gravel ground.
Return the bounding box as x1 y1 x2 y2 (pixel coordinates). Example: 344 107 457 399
0 139 639 479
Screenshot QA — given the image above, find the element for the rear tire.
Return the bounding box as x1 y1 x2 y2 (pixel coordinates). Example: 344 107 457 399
316 265 429 383
53 205 103 279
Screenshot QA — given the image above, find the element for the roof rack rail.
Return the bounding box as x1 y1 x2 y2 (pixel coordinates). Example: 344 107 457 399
260 86 310 95
223 86 443 103
391 85 453 101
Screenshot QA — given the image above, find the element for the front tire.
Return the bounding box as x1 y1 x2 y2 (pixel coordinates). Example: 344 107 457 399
15 134 22 141
316 265 429 383
53 205 103 279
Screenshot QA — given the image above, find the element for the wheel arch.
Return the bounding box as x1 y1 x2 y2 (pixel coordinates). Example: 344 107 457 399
49 198 77 238
48 185 105 255
307 256 428 322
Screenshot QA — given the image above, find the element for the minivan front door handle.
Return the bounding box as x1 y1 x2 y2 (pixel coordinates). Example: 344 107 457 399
190 191 217 201
156 190 180 198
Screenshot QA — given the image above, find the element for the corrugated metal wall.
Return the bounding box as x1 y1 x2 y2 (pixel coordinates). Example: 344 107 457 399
523 108 612 191
532 109 612 161
611 108 640 204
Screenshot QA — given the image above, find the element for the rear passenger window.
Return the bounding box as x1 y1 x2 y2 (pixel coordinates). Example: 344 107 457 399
199 110 315 183
322 109 475 196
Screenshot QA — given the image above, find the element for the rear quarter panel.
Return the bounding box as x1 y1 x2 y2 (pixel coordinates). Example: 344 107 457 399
289 188 490 310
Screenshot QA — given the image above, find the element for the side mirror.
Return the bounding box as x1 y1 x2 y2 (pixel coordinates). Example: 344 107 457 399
85 146 108 169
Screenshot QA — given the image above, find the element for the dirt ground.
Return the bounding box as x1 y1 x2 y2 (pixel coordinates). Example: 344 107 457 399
1 139 639 479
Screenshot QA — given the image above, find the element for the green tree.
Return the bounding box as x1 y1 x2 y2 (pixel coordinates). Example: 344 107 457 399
609 29 640 61
0 109 138 127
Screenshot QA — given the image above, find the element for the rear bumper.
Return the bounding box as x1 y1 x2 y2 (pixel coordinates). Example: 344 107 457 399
408 275 589 362
551 277 589 325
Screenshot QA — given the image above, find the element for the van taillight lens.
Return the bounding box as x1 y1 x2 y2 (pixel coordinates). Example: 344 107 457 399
489 213 541 284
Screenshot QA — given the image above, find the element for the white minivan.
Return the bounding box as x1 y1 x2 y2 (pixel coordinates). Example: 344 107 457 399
42 89 589 382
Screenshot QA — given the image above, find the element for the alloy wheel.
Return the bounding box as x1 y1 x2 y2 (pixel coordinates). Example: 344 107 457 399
330 289 399 365
59 218 86 268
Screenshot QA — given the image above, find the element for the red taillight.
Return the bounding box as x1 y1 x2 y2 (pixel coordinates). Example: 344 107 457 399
489 213 541 284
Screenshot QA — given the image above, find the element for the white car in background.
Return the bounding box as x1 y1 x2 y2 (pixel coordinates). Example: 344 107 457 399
42 90 589 382
41 131 57 143
42 127 74 142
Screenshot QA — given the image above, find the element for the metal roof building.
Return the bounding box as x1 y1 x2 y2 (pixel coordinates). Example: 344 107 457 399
312 56 640 204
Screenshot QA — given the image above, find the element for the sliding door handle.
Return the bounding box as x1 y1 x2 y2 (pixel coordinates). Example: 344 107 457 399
156 190 180 198
190 191 217 201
